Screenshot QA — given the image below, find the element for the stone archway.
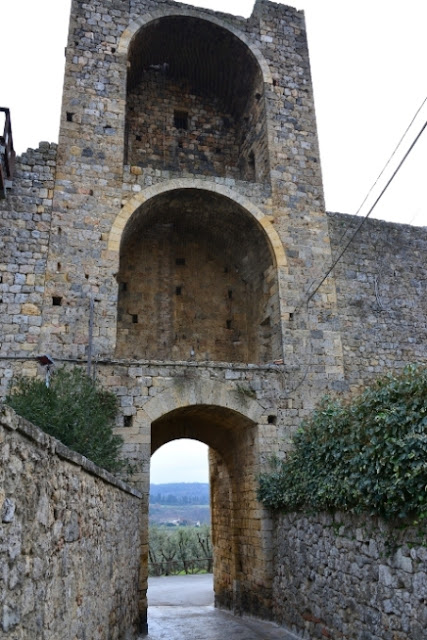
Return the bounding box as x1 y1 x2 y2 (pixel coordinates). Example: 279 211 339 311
120 9 273 182
151 406 259 612
134 378 276 630
111 183 286 364
108 180 287 269
118 8 273 87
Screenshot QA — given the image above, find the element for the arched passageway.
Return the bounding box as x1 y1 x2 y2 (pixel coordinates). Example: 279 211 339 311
115 188 282 363
147 403 273 618
125 15 269 181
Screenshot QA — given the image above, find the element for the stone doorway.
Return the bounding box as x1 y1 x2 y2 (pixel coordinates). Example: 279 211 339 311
138 396 275 633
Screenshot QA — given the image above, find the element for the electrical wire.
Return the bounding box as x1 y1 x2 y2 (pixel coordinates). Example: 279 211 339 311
333 95 427 250
295 116 427 313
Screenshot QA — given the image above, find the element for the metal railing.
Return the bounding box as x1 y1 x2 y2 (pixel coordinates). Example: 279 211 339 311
0 107 15 198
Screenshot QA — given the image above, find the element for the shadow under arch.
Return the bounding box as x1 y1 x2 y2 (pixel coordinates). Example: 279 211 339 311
120 8 273 182
108 180 287 270
111 181 286 364
118 8 273 87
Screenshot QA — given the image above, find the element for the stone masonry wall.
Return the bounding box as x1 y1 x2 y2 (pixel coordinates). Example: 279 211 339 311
126 73 242 178
273 512 427 640
328 213 427 391
0 0 426 627
0 144 57 396
37 0 343 379
34 0 349 509
93 359 282 618
125 15 269 182
0 405 143 640
209 448 234 609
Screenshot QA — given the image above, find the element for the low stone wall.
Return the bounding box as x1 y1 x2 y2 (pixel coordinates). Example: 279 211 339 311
273 512 426 640
0 405 143 640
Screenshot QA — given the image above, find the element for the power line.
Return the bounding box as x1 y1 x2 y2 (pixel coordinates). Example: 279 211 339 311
295 115 427 313
333 95 427 249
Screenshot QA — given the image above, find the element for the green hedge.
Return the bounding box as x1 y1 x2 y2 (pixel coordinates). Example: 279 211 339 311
258 365 427 521
6 367 125 473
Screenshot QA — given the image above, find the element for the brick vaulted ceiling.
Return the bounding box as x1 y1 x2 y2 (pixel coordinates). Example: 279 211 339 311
127 16 261 118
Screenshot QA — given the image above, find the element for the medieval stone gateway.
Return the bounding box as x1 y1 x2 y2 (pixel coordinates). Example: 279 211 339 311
147 382 273 617
1 0 426 638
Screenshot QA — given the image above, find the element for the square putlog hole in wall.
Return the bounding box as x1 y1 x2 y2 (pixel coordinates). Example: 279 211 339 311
174 110 189 130
52 296 62 306
123 415 133 427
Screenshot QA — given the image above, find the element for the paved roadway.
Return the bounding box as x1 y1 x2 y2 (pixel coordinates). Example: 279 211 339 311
144 574 300 640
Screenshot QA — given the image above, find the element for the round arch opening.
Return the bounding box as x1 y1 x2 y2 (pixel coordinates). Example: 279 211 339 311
148 404 267 613
125 15 269 182
115 188 282 363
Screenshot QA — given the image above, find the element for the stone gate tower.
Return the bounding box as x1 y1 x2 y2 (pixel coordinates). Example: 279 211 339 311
1 0 347 630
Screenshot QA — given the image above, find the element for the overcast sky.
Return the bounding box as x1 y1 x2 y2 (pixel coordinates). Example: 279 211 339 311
2 0 426 482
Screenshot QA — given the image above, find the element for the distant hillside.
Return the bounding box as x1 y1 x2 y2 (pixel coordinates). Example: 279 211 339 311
149 504 210 526
150 482 209 505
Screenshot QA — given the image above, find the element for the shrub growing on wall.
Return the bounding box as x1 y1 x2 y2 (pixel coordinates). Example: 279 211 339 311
258 365 427 521
6 367 124 473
